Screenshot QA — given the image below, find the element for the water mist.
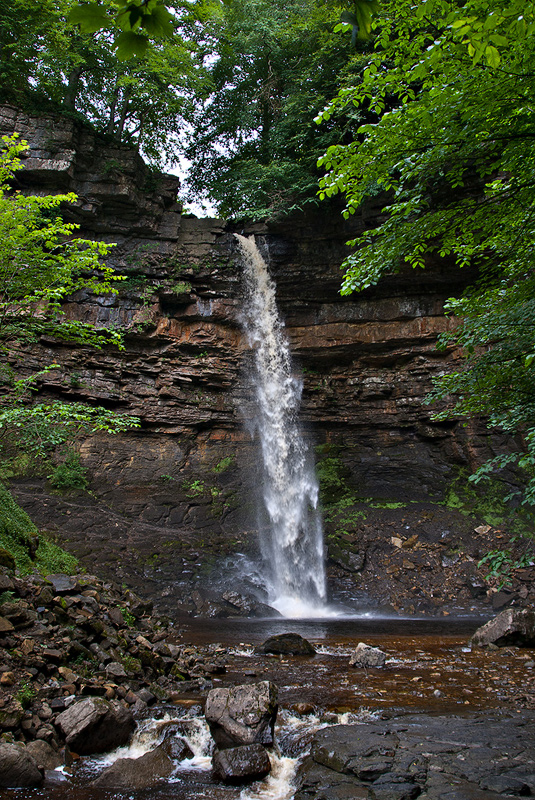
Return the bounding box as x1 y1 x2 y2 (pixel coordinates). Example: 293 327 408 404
236 234 327 618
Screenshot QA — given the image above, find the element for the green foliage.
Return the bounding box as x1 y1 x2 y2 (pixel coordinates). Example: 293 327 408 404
0 1 204 167
172 281 192 294
182 479 205 497
0 480 39 571
0 138 140 467
48 451 88 491
478 549 534 588
120 606 136 627
0 136 122 350
0 403 139 461
15 681 37 709
121 653 142 673
69 0 174 60
316 0 535 505
183 0 363 219
34 536 78 576
212 456 234 473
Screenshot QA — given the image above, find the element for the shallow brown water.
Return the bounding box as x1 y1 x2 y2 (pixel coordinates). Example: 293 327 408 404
180 616 535 715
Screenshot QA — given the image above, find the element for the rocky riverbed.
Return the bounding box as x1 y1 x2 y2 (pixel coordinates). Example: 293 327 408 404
1 563 535 798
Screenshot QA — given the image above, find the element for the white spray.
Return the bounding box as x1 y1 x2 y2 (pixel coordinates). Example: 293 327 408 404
236 234 327 617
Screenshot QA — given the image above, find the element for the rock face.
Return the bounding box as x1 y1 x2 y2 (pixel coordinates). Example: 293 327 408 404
212 743 272 783
0 743 43 788
55 697 135 755
205 681 278 749
295 713 535 800
0 104 522 616
471 608 535 647
349 643 386 668
256 633 316 656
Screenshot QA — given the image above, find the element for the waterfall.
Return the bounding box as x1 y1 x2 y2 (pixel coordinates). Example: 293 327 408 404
236 234 327 618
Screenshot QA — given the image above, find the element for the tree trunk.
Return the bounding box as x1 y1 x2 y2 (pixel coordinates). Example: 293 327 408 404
106 85 120 136
116 86 133 140
64 66 83 111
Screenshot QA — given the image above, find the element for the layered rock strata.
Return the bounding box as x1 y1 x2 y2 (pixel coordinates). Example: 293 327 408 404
0 105 518 614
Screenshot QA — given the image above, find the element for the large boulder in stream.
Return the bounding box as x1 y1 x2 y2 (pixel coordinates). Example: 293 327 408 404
92 743 175 789
471 607 535 647
212 743 272 783
255 632 316 656
0 743 43 788
349 642 387 668
55 697 135 755
205 681 278 749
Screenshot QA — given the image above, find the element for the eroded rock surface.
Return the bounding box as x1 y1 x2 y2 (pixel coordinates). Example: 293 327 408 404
349 642 386 668
295 713 535 800
55 697 135 755
212 743 271 783
0 743 43 788
471 607 535 648
205 681 278 749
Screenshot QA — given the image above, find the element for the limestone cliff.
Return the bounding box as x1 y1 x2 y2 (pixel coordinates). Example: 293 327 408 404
0 105 517 616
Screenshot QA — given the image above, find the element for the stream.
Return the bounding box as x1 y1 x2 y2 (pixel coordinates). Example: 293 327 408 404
4 615 534 800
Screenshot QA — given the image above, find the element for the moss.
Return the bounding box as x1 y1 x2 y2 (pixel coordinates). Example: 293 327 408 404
212 456 235 473
0 482 77 575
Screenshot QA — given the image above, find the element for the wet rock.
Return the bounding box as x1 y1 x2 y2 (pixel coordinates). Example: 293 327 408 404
250 603 283 618
329 548 366 573
255 633 316 656
212 743 271 784
47 574 79 595
471 608 535 647
160 736 194 761
205 681 278 749
55 697 135 755
491 588 517 611
0 743 43 788
349 642 386 668
0 616 14 633
25 740 63 771
222 591 255 615
295 712 535 800
92 743 174 789
0 700 24 730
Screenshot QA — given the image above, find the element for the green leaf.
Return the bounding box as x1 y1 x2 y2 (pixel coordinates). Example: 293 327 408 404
114 30 150 60
485 44 501 67
67 3 112 33
141 5 174 37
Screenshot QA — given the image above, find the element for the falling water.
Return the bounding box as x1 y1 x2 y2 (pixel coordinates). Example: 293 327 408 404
236 234 327 617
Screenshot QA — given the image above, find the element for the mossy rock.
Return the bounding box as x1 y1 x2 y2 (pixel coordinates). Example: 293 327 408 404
0 549 15 571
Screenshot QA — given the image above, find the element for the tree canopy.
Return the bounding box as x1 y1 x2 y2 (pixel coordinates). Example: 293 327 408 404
316 0 535 503
0 0 203 166
182 0 367 219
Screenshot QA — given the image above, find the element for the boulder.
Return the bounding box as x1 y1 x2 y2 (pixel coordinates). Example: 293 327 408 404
250 603 283 618
205 681 278 749
349 642 386 668
92 743 174 789
25 740 63 771
212 744 271 784
0 743 43 788
55 697 135 755
255 633 316 656
471 608 535 647
47 574 79 595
